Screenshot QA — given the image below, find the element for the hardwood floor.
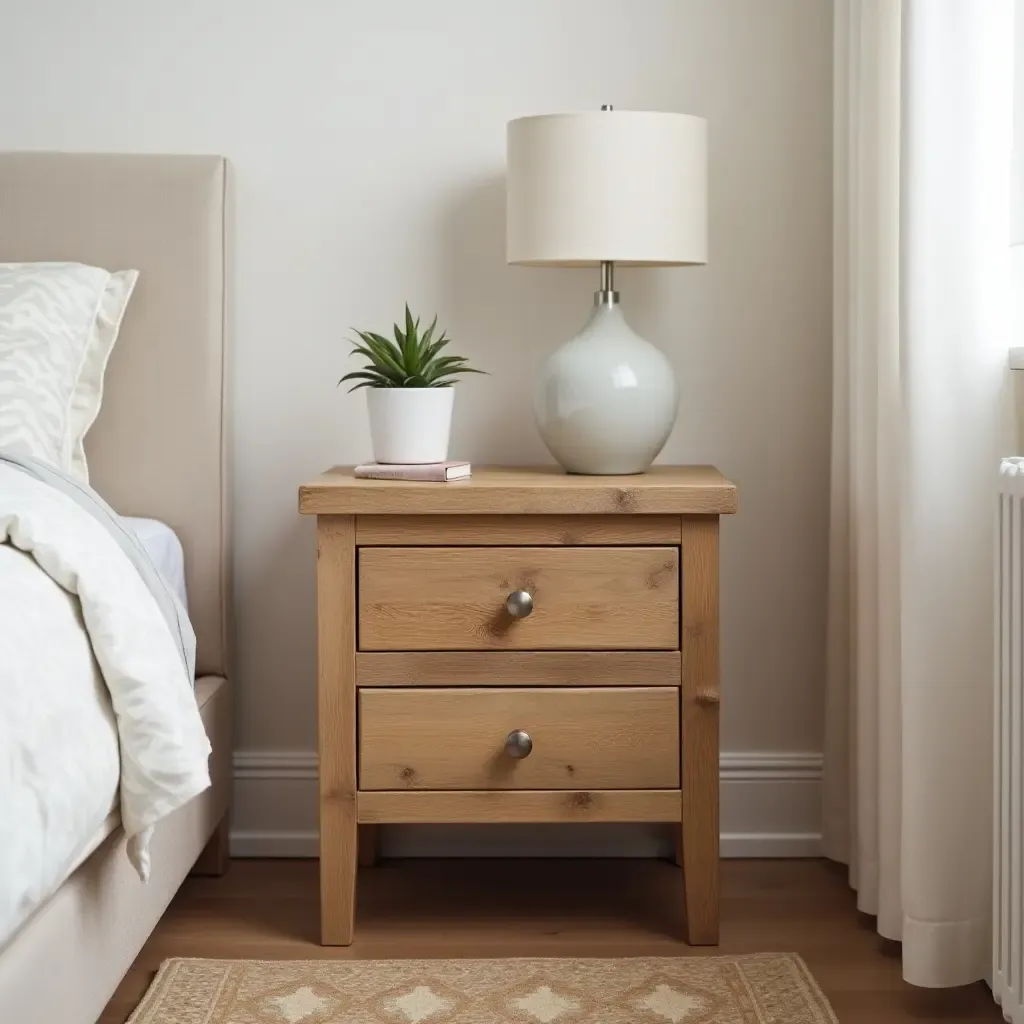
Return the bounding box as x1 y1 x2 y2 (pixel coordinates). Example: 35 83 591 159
101 858 1000 1023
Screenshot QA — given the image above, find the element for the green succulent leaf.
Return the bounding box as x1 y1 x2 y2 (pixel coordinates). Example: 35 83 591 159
420 314 438 353
430 368 487 386
355 333 406 378
358 365 404 386
344 307 485 389
350 349 403 378
339 370 394 392
420 333 451 366
422 357 471 383
340 370 385 381
362 330 398 351
428 355 470 371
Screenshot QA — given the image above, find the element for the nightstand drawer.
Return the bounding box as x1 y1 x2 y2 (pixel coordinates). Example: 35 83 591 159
358 686 680 790
357 546 679 651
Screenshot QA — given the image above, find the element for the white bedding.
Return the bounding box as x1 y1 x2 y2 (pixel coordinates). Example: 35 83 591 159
124 517 188 611
0 469 211 947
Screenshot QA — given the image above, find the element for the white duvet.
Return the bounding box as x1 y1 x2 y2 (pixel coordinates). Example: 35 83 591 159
0 467 211 945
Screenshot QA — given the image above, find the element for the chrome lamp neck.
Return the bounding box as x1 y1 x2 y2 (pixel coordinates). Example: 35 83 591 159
595 259 620 307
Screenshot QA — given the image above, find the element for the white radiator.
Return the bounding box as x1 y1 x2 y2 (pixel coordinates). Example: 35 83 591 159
996 458 1024 1023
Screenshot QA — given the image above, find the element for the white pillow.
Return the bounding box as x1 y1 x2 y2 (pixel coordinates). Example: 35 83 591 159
0 262 137 479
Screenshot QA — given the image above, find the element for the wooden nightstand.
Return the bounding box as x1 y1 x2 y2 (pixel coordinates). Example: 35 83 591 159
299 466 737 946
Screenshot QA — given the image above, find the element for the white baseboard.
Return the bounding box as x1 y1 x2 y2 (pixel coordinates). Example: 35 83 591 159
230 829 320 858
230 750 823 859
229 829 824 859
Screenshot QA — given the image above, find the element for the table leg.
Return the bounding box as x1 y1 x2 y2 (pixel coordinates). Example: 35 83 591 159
679 515 720 945
317 515 357 945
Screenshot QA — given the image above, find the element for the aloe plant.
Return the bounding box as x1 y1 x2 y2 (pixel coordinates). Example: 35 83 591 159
339 305 485 391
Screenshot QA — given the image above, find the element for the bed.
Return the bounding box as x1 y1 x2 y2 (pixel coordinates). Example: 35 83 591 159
0 153 233 1024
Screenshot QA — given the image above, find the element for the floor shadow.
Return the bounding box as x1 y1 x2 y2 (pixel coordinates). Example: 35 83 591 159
358 858 686 943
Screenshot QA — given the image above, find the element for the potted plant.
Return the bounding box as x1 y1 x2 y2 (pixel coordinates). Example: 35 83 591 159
340 305 485 464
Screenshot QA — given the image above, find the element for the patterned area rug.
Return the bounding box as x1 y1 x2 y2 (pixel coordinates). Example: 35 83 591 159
128 954 838 1023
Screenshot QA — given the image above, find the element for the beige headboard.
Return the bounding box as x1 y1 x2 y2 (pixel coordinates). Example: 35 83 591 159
0 153 231 678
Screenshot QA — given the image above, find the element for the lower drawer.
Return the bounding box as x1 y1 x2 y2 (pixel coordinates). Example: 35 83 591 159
358 687 680 790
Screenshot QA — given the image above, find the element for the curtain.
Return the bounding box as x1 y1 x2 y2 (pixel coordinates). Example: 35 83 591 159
825 0 1014 988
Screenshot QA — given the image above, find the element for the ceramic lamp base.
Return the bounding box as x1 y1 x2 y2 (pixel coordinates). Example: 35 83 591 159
534 302 678 475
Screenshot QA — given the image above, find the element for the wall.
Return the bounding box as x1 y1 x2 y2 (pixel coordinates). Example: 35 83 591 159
0 0 833 855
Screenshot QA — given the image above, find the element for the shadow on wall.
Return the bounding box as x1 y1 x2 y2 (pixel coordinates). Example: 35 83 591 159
235 511 320 745
433 173 671 467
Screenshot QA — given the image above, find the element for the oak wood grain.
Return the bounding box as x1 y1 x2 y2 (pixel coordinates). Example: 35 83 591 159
304 467 731 948
300 465 738 516
356 514 681 545
679 515 721 945
356 651 681 687
358 547 679 651
358 687 679 790
357 789 682 824
317 515 357 945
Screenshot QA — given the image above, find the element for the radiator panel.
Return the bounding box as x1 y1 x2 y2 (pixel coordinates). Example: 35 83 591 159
996 458 1024 1023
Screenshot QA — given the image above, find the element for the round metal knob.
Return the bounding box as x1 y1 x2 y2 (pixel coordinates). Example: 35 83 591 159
505 590 534 618
504 729 533 759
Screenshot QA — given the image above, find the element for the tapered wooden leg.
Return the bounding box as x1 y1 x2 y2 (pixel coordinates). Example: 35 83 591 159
679 515 720 944
318 515 357 945
192 813 230 876
359 824 380 867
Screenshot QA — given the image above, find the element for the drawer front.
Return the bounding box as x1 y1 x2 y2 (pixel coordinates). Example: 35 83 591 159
358 687 680 790
357 546 679 651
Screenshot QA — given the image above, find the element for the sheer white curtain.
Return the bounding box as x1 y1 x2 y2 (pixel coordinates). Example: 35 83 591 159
825 0 1014 988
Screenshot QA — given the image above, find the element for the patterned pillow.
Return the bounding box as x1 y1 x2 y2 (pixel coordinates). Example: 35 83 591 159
0 263 137 478
68 268 138 481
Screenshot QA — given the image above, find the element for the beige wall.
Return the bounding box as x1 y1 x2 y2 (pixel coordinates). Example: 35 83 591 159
0 0 833 850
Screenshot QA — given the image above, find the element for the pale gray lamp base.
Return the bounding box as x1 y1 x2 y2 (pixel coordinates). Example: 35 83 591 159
534 273 678 476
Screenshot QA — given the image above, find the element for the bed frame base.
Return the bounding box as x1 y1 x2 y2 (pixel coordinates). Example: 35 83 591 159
0 676 231 1024
192 813 231 877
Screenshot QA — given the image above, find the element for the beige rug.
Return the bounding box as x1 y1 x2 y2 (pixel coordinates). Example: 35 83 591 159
128 954 838 1023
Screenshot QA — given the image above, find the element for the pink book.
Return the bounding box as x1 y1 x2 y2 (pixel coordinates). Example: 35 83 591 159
354 461 471 482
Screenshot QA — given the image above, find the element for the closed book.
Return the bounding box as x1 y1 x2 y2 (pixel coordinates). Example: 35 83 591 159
354 461 472 482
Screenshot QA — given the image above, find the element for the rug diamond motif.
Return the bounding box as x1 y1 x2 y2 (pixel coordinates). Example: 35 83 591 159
388 984 455 1023
264 985 332 1023
513 984 581 1023
132 954 840 1024
636 983 708 1023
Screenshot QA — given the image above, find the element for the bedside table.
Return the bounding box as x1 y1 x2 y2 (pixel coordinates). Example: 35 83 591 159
298 466 737 946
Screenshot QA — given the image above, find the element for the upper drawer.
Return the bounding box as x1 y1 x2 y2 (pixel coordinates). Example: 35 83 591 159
357 546 679 651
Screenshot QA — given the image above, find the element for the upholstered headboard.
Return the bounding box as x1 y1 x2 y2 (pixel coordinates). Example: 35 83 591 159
0 153 231 678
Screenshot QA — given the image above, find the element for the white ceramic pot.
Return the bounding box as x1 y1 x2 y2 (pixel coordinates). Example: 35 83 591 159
366 387 454 464
534 302 678 475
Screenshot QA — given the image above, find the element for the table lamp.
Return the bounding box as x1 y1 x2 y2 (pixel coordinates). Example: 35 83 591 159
506 107 707 474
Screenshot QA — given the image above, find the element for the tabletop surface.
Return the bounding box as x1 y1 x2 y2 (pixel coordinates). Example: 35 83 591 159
299 465 737 516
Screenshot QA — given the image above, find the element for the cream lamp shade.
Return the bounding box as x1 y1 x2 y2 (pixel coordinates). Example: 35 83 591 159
506 110 708 267
505 107 708 476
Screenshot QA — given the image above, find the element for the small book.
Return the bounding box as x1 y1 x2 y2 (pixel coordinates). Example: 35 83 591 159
354 461 472 482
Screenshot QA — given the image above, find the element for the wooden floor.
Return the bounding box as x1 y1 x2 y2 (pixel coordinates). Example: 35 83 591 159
101 858 1000 1023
